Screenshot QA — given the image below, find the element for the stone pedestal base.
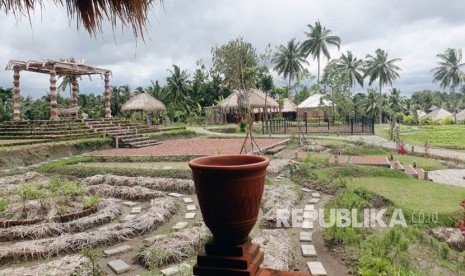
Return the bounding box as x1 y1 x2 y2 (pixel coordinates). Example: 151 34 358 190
194 238 263 276
193 238 314 276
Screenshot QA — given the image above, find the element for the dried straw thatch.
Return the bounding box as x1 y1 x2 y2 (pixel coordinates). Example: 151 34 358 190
0 197 177 263
261 184 301 228
253 229 296 271
217 89 279 109
88 184 164 200
82 174 195 194
0 0 164 38
137 222 210 268
0 254 86 276
121 92 166 112
0 200 121 241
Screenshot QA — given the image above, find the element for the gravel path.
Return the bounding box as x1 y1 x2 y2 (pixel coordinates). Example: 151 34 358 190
428 169 465 187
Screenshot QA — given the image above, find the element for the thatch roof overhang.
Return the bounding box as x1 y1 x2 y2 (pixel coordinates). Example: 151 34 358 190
5 59 111 77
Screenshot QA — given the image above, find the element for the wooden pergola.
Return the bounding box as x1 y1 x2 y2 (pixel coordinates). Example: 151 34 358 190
5 58 112 121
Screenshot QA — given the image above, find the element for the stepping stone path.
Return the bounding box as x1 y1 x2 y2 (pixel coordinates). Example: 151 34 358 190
107 259 131 274
183 197 193 203
160 263 191 276
168 192 182 198
122 201 137 207
185 212 196 219
186 204 196 211
130 207 142 214
299 188 327 275
104 245 132 256
173 221 188 230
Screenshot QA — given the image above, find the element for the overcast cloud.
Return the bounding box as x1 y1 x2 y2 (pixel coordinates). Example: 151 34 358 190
1 0 465 98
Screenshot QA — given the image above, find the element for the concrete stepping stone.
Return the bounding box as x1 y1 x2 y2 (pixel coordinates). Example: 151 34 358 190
185 212 196 219
299 231 312 242
107 259 131 274
104 245 132 256
173 222 188 230
301 188 313 192
130 207 142 214
309 198 320 204
121 215 136 222
162 166 173 170
183 197 194 203
302 220 313 229
186 204 196 211
311 192 321 198
122 201 137 207
303 211 315 219
144 234 167 244
168 192 182 198
301 244 317 256
307 261 327 275
304 205 315 211
160 263 191 276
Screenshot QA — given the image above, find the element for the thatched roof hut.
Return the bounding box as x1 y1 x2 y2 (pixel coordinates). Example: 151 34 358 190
0 0 163 38
217 89 279 109
281 98 297 113
121 92 166 112
423 108 452 120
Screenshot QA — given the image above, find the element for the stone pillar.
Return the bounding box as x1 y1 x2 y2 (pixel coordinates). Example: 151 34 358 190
50 65 58 120
12 68 21 121
104 72 111 118
71 76 79 107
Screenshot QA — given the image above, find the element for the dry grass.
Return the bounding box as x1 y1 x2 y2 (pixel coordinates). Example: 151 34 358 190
261 184 301 228
0 200 120 241
82 174 195 194
88 184 164 200
0 197 178 263
0 172 45 186
253 229 296 271
0 254 86 276
137 222 210 268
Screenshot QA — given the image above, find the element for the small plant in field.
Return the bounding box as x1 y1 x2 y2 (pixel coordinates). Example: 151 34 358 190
0 198 8 212
456 199 465 238
83 195 100 209
71 248 105 276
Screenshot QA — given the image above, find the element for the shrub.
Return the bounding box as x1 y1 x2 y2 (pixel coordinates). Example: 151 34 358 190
442 117 454 125
239 120 247 132
403 115 417 125
83 195 100 209
419 117 434 125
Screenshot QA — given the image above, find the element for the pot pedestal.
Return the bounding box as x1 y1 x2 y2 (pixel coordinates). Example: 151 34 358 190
193 238 263 276
193 238 314 276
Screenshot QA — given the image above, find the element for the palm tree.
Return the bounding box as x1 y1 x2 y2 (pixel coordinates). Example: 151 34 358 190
388 88 403 113
272 38 308 95
336 51 364 88
364 89 380 119
166 65 191 107
432 48 465 122
301 20 341 84
364 49 401 123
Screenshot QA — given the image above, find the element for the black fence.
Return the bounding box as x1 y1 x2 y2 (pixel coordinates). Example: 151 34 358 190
262 116 375 135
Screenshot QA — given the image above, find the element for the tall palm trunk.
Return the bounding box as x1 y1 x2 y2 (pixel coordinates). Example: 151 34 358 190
317 54 321 84
378 80 382 124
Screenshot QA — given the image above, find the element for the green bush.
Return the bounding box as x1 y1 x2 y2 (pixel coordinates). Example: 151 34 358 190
239 120 247 132
442 117 454 125
403 115 417 125
83 195 100 209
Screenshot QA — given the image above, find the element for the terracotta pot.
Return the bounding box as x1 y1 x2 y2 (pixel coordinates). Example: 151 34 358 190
189 154 269 245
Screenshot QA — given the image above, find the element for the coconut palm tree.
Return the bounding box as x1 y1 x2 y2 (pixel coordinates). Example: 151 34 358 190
271 39 308 95
1 0 163 38
364 89 379 119
301 20 341 84
166 65 191 107
388 88 403 113
336 51 364 88
364 49 401 123
432 48 465 122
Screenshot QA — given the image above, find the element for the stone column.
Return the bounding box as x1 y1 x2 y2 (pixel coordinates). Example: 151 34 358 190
12 68 21 121
104 72 111 118
71 76 79 107
50 65 58 120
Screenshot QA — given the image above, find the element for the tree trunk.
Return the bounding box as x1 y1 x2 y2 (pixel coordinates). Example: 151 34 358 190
12 68 21 121
50 66 58 121
104 72 111 118
378 80 382 124
317 55 321 84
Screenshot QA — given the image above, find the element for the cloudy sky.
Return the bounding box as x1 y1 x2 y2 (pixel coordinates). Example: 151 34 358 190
1 0 465 99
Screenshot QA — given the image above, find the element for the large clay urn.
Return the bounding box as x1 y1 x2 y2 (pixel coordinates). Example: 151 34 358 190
189 154 269 245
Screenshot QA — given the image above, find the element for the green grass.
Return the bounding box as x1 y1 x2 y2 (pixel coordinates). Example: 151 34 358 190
379 124 465 150
348 177 465 226
392 155 445 171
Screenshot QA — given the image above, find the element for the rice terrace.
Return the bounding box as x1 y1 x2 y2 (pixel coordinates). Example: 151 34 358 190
1 1 465 276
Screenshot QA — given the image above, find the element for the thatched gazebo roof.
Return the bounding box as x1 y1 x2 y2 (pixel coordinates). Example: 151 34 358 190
217 89 279 109
281 98 297 112
121 92 166 112
0 0 164 38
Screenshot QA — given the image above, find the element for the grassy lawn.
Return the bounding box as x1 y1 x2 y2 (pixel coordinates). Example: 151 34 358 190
348 176 465 225
0 139 45 145
378 124 465 151
390 155 445 171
